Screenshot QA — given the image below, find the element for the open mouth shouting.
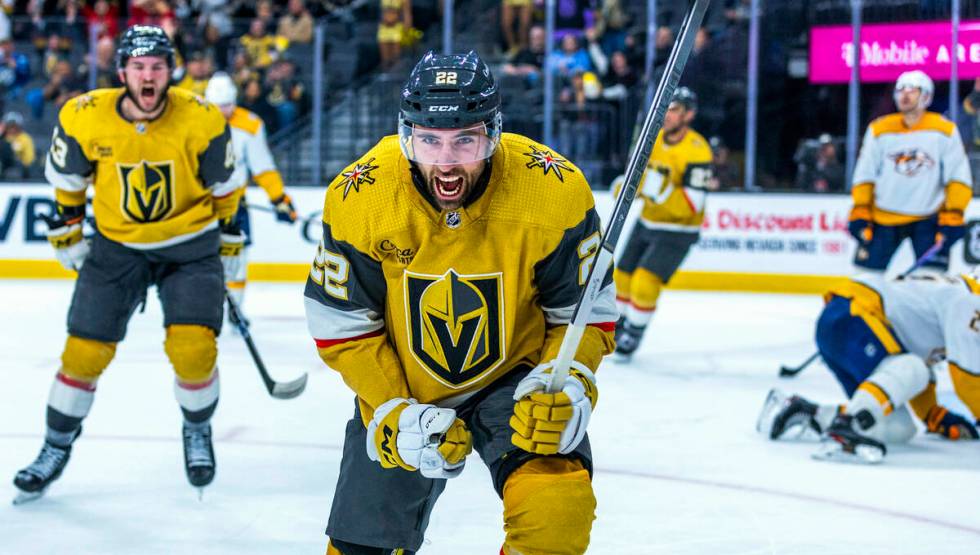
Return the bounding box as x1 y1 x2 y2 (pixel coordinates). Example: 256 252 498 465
433 174 466 204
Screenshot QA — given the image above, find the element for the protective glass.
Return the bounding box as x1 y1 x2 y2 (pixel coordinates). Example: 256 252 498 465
399 120 500 165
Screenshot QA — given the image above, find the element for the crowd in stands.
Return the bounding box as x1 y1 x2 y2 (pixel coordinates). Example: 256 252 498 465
0 0 974 186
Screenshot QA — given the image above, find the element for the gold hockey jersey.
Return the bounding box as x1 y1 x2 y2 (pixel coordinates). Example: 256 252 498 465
45 87 238 249
637 128 713 232
304 134 618 423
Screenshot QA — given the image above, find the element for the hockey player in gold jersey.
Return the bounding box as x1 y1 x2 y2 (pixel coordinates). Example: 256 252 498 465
304 51 617 554
611 87 713 362
13 26 239 503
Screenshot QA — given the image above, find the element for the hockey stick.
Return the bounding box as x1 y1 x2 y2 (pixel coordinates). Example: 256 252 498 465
225 292 308 399
246 203 314 226
778 239 946 378
547 0 712 393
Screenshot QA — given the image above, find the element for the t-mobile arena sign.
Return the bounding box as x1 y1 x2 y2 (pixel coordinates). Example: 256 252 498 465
810 20 980 83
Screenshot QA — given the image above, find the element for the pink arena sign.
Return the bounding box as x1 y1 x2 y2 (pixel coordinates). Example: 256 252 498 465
810 20 980 83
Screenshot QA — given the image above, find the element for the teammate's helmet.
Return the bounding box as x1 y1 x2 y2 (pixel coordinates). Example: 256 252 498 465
115 25 175 70
205 72 238 107
893 70 933 109
671 87 698 111
398 51 502 165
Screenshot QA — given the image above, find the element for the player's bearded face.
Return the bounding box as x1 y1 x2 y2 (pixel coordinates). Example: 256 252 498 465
896 87 922 113
408 124 495 210
663 104 685 134
120 56 171 115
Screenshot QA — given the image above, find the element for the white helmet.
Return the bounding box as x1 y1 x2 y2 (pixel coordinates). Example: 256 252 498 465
893 70 933 110
205 72 237 107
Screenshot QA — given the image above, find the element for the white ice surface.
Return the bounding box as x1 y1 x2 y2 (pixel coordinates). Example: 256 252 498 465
1 281 979 554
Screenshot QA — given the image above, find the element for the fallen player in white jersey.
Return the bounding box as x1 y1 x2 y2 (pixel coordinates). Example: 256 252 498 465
757 273 980 463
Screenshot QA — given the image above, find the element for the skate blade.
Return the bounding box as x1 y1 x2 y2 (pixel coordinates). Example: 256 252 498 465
197 487 205 502
811 441 884 464
755 389 784 436
12 489 45 505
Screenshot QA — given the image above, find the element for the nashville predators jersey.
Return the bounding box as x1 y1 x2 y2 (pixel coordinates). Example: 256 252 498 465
852 112 972 225
831 273 980 416
304 133 618 422
227 106 285 200
44 87 237 249
637 128 713 232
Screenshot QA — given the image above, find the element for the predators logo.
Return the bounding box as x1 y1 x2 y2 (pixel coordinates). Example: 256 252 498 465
117 160 175 223
888 149 935 177
405 269 505 388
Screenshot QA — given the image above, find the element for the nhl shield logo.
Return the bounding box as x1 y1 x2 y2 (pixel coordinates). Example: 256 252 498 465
118 160 175 223
405 269 505 388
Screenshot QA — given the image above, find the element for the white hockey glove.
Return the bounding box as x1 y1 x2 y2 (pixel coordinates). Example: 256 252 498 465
366 398 472 479
510 360 598 455
45 208 89 271
218 220 246 281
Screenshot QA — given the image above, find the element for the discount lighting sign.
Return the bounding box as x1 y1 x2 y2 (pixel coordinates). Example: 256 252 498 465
810 20 980 83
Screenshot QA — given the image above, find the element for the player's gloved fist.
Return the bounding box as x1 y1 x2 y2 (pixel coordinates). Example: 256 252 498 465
510 361 597 455
365 398 473 479
848 205 872 243
44 205 89 271
219 219 246 280
936 209 965 246
270 194 297 224
924 405 979 440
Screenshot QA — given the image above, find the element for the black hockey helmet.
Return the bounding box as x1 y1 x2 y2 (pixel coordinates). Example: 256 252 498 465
116 25 175 70
671 86 698 111
399 51 502 165
400 50 501 129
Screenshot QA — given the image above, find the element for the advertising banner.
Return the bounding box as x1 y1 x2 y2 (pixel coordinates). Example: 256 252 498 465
809 20 980 83
0 184 975 289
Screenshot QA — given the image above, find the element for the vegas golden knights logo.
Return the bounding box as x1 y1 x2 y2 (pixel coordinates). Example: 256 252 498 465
405 269 505 388
117 160 175 223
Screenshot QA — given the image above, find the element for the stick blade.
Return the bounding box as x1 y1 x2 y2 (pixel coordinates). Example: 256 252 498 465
271 372 308 399
778 365 801 378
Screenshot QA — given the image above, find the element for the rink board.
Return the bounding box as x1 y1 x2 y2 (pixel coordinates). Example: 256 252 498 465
0 184 975 293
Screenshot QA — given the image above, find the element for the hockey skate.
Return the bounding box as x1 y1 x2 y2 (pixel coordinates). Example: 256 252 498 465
611 319 644 364
183 422 216 495
13 428 81 505
812 412 886 464
756 389 822 440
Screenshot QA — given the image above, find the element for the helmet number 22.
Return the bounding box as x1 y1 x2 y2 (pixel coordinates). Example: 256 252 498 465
435 71 458 85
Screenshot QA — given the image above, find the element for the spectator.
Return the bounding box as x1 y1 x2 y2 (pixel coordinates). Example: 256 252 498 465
0 38 31 100
255 0 277 29
77 35 120 90
26 58 85 119
502 24 544 85
128 0 177 32
795 133 844 193
961 76 980 151
174 48 214 97
600 50 637 100
277 0 313 44
500 0 532 56
0 111 35 178
708 136 740 190
239 17 287 69
239 75 277 132
264 56 308 131
378 0 412 71
0 1 10 43
547 34 592 80
81 0 120 40
591 0 629 54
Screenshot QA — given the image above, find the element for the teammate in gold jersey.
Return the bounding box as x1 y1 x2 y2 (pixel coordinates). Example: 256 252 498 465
304 51 617 555
612 87 713 362
12 26 238 504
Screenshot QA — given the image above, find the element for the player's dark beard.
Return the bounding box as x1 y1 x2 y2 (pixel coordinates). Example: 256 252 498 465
123 79 169 119
411 160 492 212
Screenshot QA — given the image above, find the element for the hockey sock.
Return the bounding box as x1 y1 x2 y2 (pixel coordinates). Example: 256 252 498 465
175 371 219 424
46 373 95 447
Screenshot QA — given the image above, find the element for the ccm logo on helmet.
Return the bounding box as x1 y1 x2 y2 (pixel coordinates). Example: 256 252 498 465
428 105 460 112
